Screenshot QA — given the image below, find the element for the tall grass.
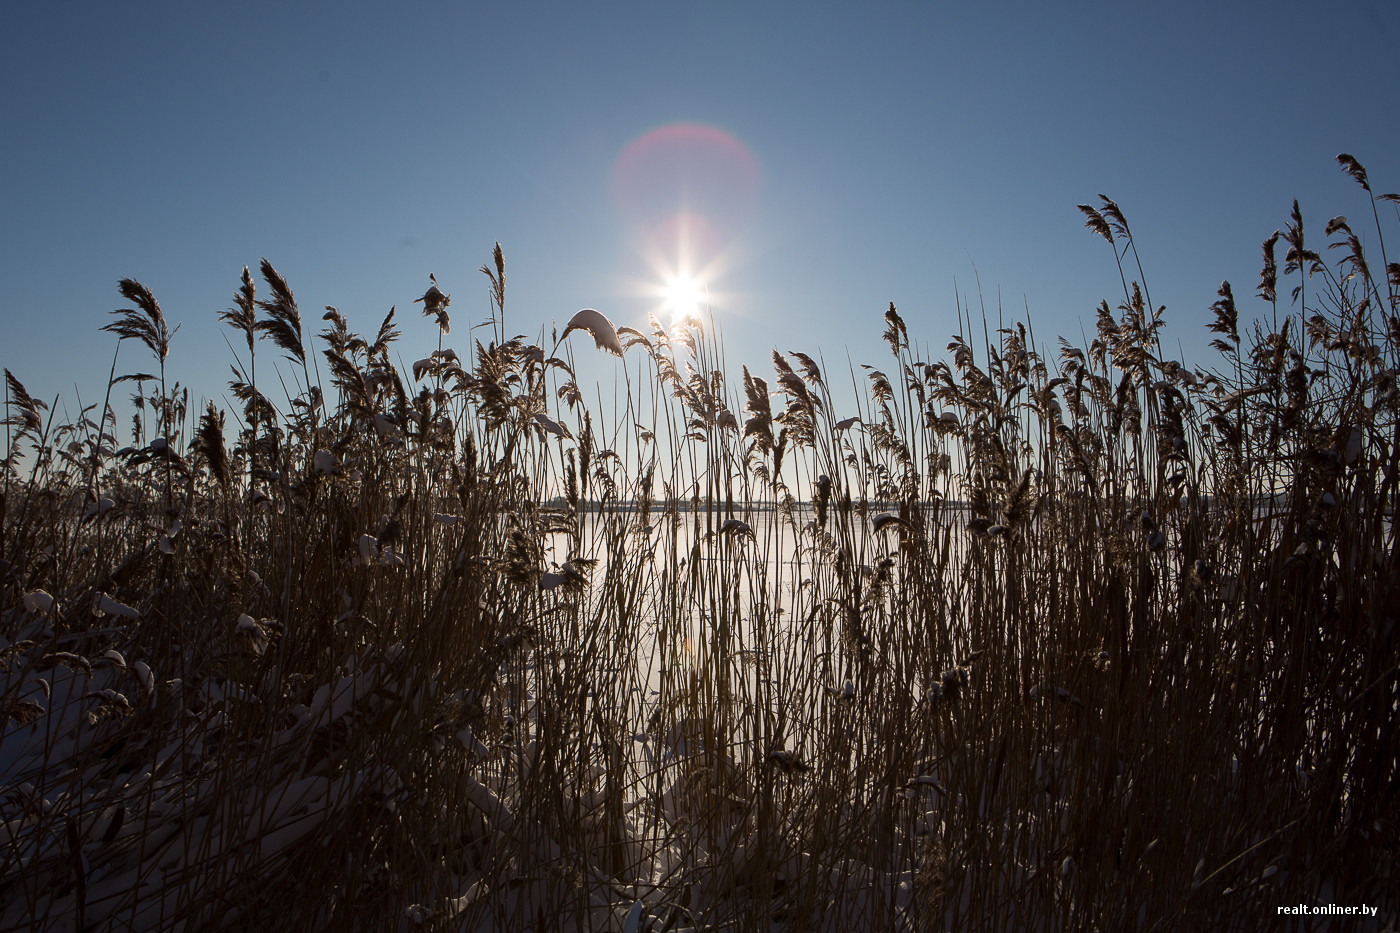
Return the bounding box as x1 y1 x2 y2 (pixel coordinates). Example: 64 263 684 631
2 156 1397 931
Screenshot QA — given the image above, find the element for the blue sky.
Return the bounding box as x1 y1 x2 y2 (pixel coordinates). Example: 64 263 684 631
3 1 1397 440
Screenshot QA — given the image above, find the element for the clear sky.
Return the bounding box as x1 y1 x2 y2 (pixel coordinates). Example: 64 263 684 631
3 1 1397 441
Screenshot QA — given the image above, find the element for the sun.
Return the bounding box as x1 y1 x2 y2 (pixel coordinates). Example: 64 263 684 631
662 274 707 325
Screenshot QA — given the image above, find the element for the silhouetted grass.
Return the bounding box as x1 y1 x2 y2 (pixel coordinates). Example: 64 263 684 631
1 155 1396 931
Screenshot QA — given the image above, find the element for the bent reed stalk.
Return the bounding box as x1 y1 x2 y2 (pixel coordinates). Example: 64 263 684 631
2 158 1398 931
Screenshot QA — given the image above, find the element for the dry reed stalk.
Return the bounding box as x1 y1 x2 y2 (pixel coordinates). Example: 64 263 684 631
1 161 1397 930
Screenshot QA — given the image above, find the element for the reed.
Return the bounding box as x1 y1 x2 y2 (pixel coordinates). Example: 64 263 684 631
1 157 1396 931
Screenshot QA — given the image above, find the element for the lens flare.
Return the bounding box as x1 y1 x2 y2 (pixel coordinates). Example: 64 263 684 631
611 123 761 328
610 123 761 234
